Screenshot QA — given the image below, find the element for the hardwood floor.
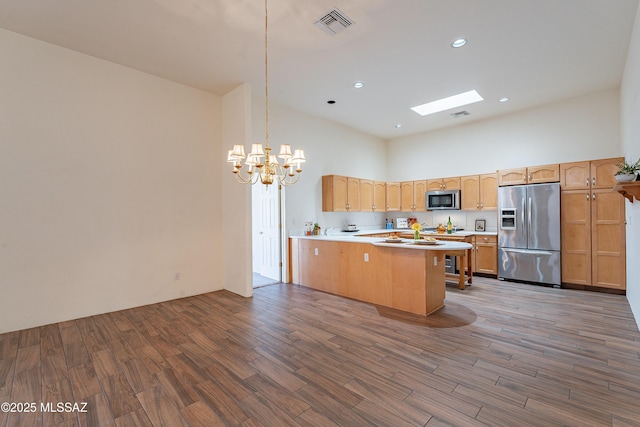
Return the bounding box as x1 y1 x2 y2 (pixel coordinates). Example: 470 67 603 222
1 277 640 426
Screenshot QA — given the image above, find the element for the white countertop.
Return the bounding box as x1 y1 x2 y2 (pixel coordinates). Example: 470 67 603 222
290 234 473 251
323 228 496 237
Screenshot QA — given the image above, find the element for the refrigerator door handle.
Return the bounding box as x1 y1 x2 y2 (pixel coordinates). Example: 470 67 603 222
528 196 532 238
501 248 556 256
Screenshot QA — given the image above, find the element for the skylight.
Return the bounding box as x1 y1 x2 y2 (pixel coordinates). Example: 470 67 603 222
411 90 484 116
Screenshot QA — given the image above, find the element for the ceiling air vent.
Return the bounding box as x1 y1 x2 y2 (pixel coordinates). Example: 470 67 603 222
314 8 354 35
450 110 470 118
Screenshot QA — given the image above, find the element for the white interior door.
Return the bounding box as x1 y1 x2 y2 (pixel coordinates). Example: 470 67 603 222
256 183 281 281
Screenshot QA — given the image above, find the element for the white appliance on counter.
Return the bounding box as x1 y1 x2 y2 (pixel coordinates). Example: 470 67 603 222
498 183 561 286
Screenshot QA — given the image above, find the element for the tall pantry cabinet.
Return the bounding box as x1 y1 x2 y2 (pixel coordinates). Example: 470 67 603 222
560 158 626 290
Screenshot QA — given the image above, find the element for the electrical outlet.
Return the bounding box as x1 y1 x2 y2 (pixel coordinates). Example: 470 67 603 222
314 248 318 256
364 253 369 262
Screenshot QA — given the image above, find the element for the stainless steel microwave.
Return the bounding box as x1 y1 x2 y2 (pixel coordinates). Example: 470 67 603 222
425 190 460 210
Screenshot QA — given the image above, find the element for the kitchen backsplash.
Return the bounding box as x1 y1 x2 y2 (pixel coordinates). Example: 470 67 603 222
288 210 497 236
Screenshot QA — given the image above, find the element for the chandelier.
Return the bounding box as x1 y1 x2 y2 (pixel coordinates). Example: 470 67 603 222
227 0 306 186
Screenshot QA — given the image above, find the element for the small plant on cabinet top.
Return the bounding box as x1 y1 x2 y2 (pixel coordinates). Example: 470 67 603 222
615 158 640 175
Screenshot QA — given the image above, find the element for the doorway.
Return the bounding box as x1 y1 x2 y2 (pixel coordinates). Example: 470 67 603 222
251 182 282 287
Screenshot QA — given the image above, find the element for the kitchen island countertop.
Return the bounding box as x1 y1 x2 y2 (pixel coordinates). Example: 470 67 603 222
290 234 472 251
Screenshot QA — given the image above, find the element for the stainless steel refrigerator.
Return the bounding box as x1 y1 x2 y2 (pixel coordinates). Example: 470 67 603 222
498 183 561 286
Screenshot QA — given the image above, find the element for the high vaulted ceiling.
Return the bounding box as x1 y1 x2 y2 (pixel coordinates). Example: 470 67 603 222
1 0 638 139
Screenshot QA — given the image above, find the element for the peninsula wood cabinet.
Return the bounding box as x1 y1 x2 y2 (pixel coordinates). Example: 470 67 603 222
497 164 560 186
560 158 626 290
460 173 498 211
322 175 360 212
386 182 401 211
401 180 427 212
427 177 461 191
360 180 387 212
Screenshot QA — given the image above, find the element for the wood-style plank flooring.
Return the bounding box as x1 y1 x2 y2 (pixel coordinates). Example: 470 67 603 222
1 277 640 426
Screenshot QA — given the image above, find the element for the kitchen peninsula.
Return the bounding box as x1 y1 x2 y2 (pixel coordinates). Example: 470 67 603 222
289 234 473 316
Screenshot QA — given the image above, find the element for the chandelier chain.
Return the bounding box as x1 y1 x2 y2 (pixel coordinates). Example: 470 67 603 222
264 0 269 149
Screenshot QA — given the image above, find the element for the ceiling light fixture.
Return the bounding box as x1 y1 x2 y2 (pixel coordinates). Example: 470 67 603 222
499 97 510 102
395 124 402 128
353 81 364 89
452 38 467 48
411 90 484 116
227 0 306 187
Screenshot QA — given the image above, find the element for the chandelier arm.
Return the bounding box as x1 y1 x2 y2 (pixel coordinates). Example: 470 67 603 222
233 170 260 185
279 173 302 186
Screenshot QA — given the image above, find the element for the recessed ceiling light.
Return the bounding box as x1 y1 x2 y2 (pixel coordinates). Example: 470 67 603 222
499 97 510 103
327 100 336 104
452 38 467 48
395 124 402 128
411 90 484 116
353 81 364 89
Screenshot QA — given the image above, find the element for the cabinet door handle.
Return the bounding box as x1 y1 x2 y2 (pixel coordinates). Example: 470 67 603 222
480 202 483 209
483 237 489 241
592 177 596 186
592 193 596 200
528 174 532 181
585 178 589 187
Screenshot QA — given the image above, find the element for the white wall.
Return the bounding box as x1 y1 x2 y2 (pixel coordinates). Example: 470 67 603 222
221 84 253 297
387 89 622 182
621 6 640 329
252 100 388 235
0 29 223 333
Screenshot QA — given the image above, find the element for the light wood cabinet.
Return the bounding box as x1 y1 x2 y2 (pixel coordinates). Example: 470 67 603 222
560 158 620 190
373 181 386 212
560 158 626 290
427 177 461 191
401 180 427 212
292 238 446 316
386 182 401 211
461 173 498 211
360 179 374 212
360 180 387 212
473 235 497 275
322 175 360 212
498 164 560 186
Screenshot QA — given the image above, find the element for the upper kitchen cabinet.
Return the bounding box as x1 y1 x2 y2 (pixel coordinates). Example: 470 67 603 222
401 180 427 212
560 157 622 190
360 180 387 212
427 177 461 191
386 182 401 211
322 175 360 212
497 164 560 186
461 173 498 211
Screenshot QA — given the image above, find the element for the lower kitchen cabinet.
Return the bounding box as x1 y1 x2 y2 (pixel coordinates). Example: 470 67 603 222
473 235 497 275
561 186 626 290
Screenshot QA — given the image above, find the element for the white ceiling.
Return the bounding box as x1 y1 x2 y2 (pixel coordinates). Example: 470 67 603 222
1 0 638 139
